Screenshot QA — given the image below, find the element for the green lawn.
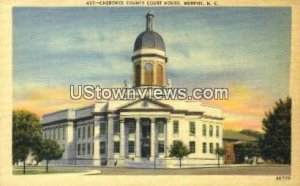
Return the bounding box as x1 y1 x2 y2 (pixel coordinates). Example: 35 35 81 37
13 167 88 175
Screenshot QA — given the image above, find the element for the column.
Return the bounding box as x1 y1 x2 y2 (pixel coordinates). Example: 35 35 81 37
120 119 125 158
107 116 114 166
135 118 141 158
150 118 156 159
93 116 100 166
65 120 75 165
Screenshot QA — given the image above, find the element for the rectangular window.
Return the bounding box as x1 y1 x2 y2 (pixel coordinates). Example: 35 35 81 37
209 143 213 153
202 143 207 153
158 122 164 134
87 125 91 138
189 141 195 153
58 128 61 140
92 125 95 137
82 143 86 155
189 122 195 136
114 141 120 153
77 144 81 155
209 125 213 137
128 122 136 134
63 127 66 140
128 141 135 153
62 144 65 152
91 142 94 155
87 143 91 155
216 143 219 150
77 128 81 139
158 141 165 153
54 128 56 140
216 126 219 137
202 124 207 136
173 120 179 134
83 126 86 139
113 120 120 134
100 141 106 154
100 123 106 135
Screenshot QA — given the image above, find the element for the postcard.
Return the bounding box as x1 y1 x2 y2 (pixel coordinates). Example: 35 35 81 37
0 0 299 186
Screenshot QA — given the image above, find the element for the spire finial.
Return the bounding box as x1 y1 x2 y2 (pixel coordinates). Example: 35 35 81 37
146 11 154 31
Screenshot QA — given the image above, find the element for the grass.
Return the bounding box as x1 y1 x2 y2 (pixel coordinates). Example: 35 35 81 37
13 167 88 175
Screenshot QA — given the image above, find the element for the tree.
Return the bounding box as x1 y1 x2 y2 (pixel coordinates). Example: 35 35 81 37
259 97 291 164
35 139 63 172
215 147 225 167
13 110 41 174
169 141 190 168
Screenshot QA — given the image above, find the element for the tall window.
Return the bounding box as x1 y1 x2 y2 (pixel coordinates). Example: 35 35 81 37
144 63 153 85
100 142 106 154
77 144 81 155
58 127 61 140
216 143 219 150
83 126 86 139
54 128 56 140
135 64 141 86
189 141 196 153
87 143 91 155
128 141 135 153
128 122 136 134
114 141 120 153
158 141 165 153
202 143 207 153
173 120 179 134
158 122 164 134
202 124 207 136
189 122 195 136
157 64 163 86
209 125 213 137
82 143 86 155
63 127 66 140
113 120 120 134
216 126 219 137
100 123 106 135
87 125 91 138
209 143 213 153
77 128 81 139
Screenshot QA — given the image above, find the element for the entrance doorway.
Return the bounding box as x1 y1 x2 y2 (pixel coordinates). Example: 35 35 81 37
141 119 151 158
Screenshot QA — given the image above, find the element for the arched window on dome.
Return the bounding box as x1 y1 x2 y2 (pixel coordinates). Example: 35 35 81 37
135 64 141 87
157 64 164 86
144 63 153 85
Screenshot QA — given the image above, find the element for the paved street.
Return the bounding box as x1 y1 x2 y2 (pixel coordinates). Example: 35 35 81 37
95 165 290 175
16 164 290 175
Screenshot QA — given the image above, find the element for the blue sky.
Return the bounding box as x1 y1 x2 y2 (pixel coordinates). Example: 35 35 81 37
13 7 291 130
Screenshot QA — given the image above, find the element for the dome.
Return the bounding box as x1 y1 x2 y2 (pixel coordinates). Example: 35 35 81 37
134 30 165 52
133 12 165 52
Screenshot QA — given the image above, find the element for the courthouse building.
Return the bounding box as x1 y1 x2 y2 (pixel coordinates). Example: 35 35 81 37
41 12 224 168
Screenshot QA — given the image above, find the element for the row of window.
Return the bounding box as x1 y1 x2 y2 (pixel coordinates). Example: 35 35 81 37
77 143 94 155
173 121 220 137
187 141 220 154
77 141 219 156
43 126 66 141
77 125 94 140
112 141 165 154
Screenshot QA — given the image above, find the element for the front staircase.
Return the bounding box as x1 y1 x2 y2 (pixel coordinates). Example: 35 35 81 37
125 158 166 168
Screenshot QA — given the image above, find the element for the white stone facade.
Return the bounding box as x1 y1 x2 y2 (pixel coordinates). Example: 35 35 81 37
41 99 223 168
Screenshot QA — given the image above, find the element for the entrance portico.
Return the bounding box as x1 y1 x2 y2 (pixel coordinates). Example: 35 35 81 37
116 116 168 164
